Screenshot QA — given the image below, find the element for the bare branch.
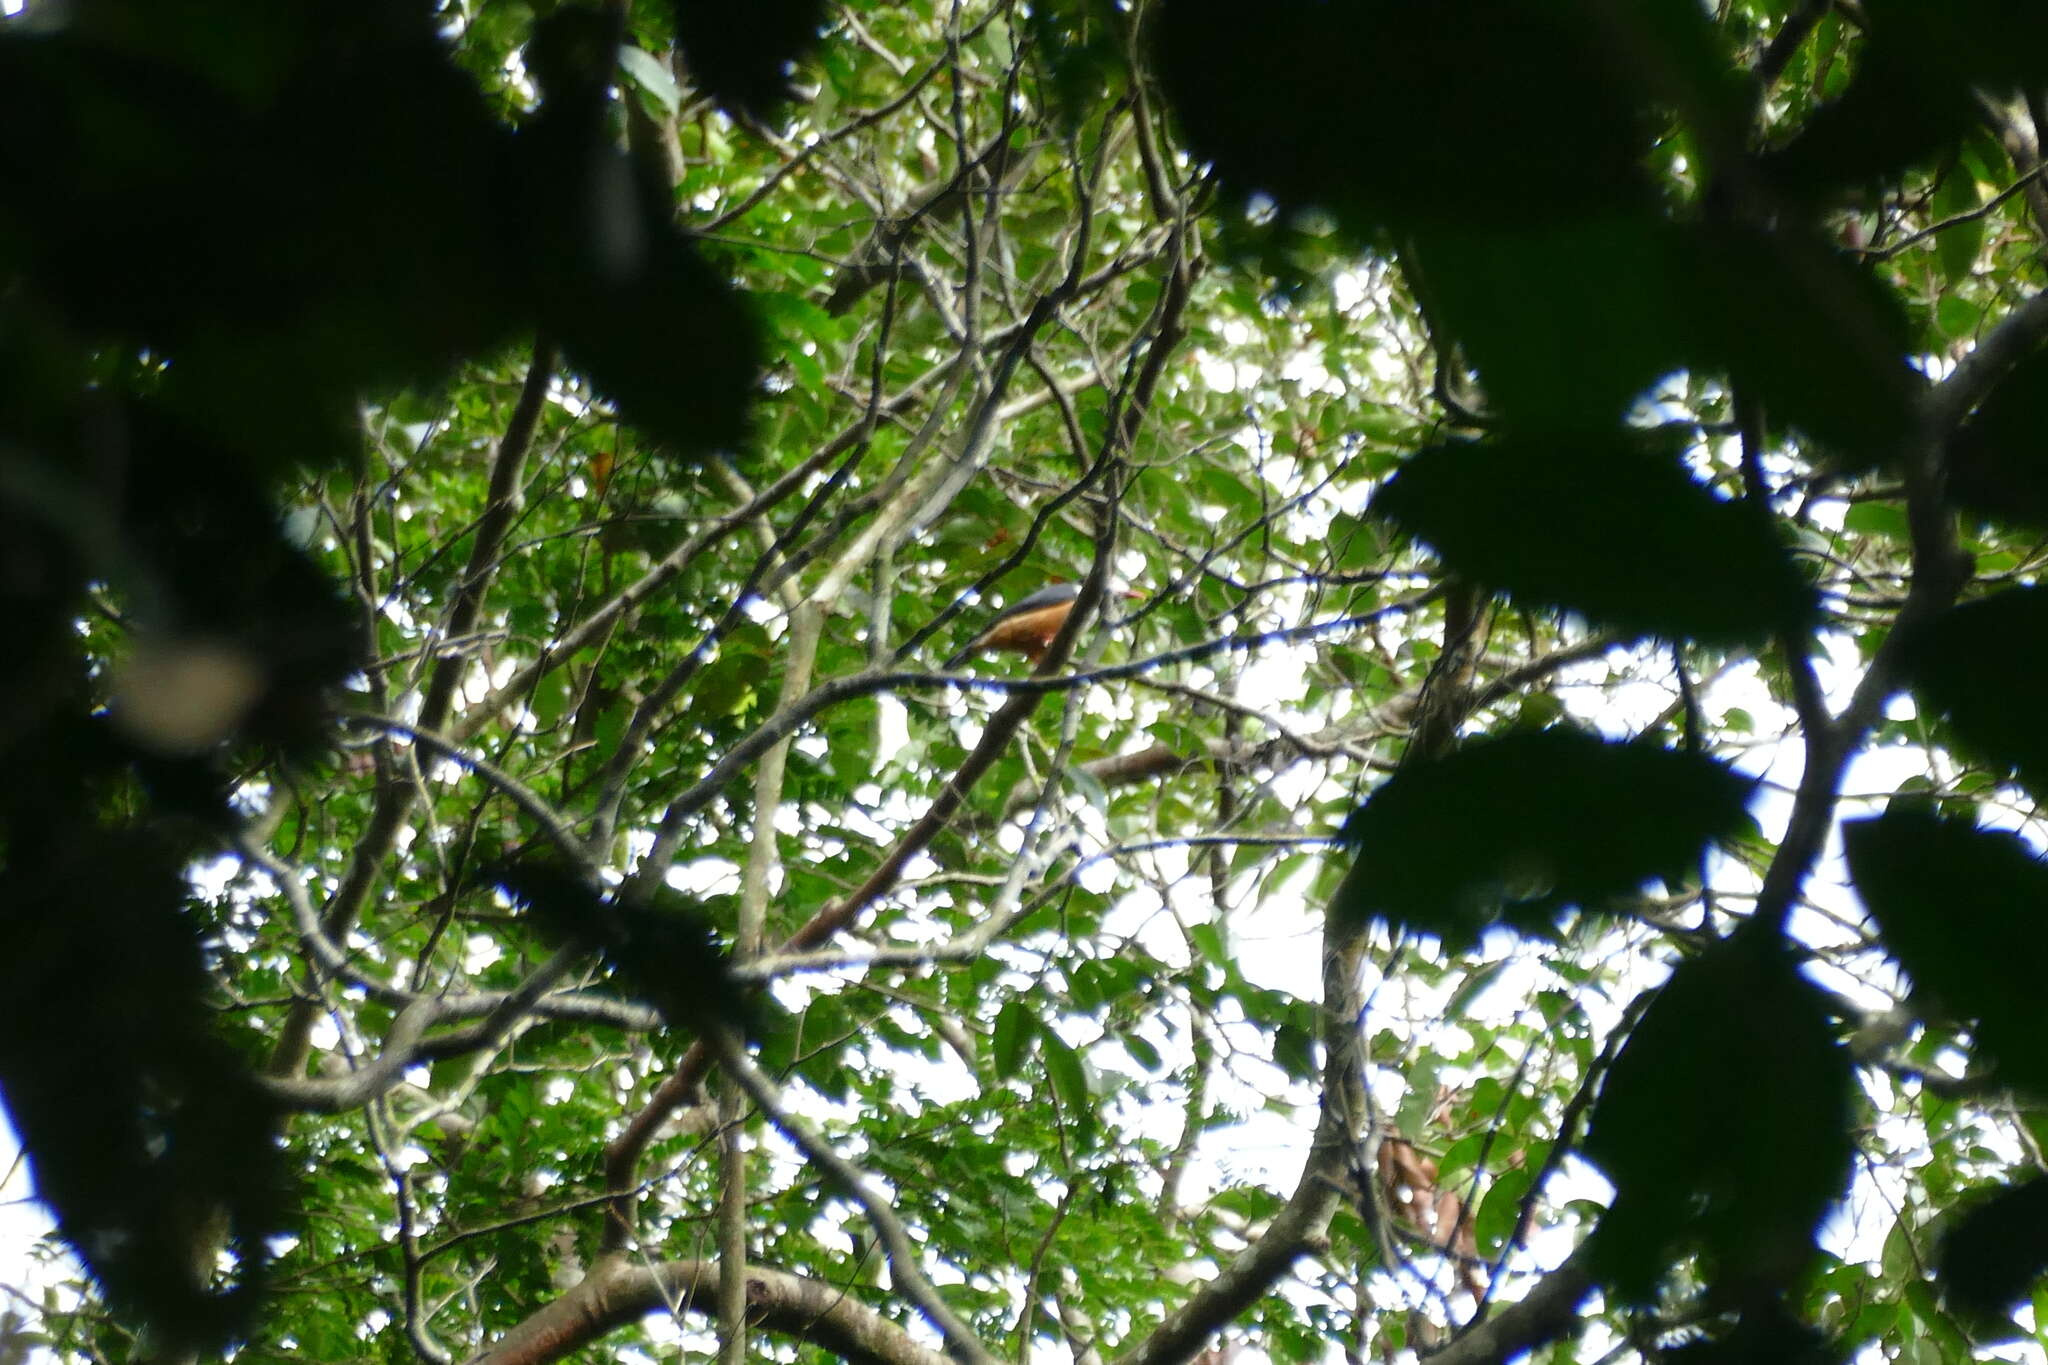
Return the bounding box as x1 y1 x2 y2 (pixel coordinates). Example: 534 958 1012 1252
468 1256 954 1365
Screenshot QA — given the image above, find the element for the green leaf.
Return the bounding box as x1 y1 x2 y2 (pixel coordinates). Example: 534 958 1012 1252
1842 501 1909 540
1070 765 1111 814
991 1000 1037 1080
1443 959 1514 1020
1905 1279 1973 1362
616 44 681 116
1068 962 1105 1012
1146 718 1204 753
690 622 773 716
1475 1162 1533 1256
528 673 572 730
1041 1031 1098 1149
1272 1021 1317 1081
1394 1059 1441 1142
1328 511 1383 573
1936 293 1981 339
1121 1031 1163 1073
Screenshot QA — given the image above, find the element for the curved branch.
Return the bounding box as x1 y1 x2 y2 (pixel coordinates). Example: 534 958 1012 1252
1420 1242 1597 1365
1924 284 2048 435
343 715 595 879
256 999 440 1113
1750 278 2003 935
601 544 1100 1238
467 1256 952 1365
420 339 556 738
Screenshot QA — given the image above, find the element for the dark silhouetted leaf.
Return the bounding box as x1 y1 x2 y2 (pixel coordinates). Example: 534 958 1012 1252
1948 346 2048 530
113 406 360 761
513 138 758 458
1843 809 2048 1093
493 860 747 1039
1584 935 1855 1302
1758 0 2048 207
543 227 758 458
1755 34 1980 207
518 10 761 457
1663 1300 1842 1365
1937 1176 2048 1326
671 0 827 119
1406 218 1916 445
1023 0 1127 132
1877 0 2048 90
1154 1 1915 446
0 824 284 1351
1899 588 2048 798
1335 729 1751 948
1404 221 1687 428
1153 0 1689 234
1374 433 1816 645
1679 222 1920 462
0 7 524 475
1150 0 1757 433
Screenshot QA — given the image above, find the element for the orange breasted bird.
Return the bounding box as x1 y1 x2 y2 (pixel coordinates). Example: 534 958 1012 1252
947 582 1083 669
945 582 1140 669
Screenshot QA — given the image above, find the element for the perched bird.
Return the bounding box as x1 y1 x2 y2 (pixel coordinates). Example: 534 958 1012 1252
944 582 1086 669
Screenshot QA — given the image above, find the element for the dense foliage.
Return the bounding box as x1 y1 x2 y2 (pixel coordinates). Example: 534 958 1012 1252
8 2 2048 1364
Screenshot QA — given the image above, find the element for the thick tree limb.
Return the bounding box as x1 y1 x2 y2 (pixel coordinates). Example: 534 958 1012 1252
1421 1242 1597 1365
467 1256 953 1365
254 999 439 1114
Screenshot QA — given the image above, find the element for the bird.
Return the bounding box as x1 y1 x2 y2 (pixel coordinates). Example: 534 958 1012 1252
944 582 1086 669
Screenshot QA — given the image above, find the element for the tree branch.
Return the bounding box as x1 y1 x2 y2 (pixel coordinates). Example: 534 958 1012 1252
467 1256 954 1365
706 1035 1001 1365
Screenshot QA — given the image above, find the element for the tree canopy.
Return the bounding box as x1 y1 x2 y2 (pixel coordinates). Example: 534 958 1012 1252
8 2 2048 1364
